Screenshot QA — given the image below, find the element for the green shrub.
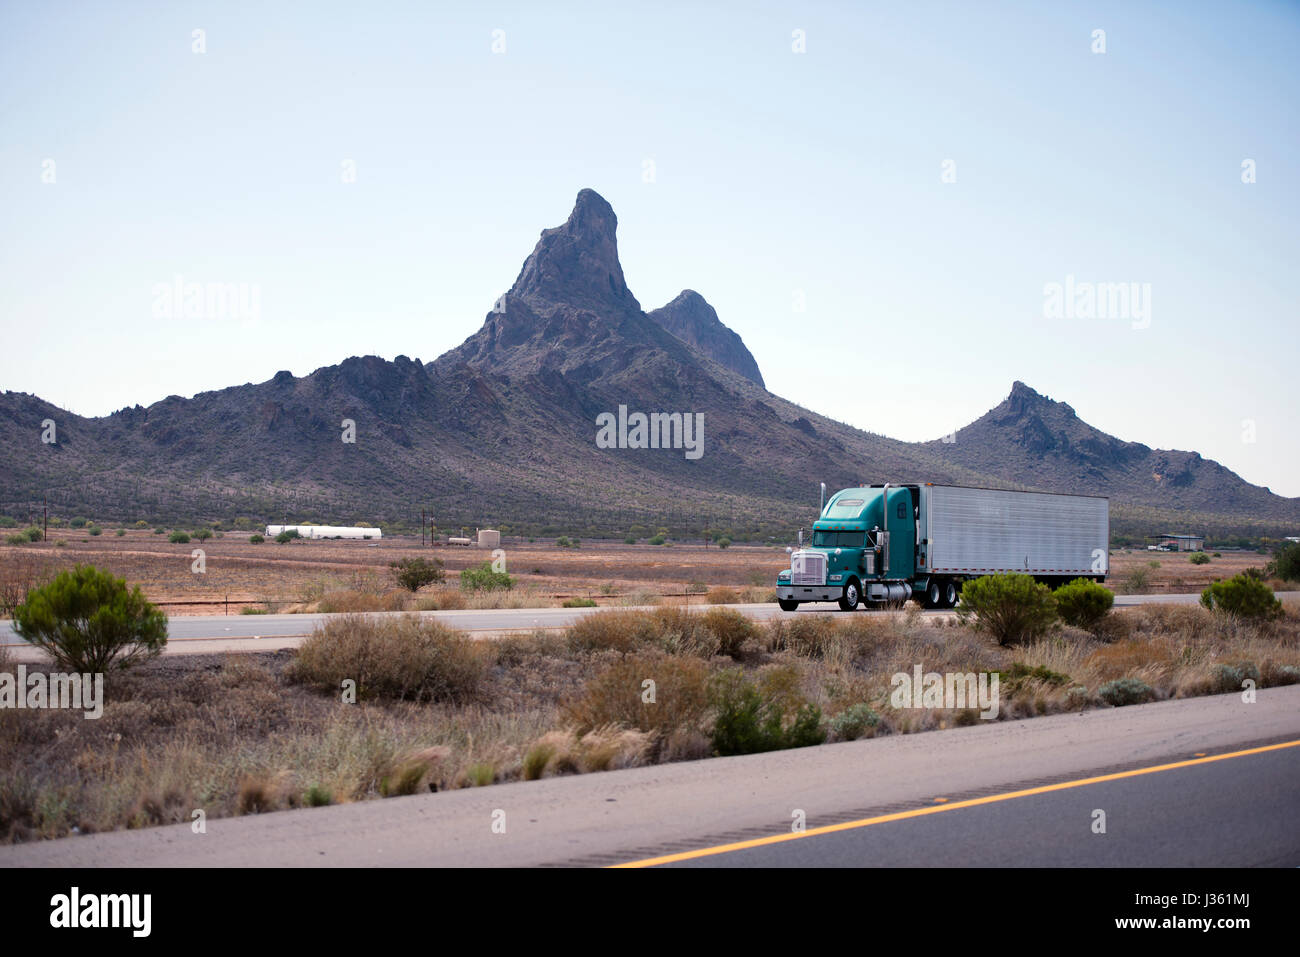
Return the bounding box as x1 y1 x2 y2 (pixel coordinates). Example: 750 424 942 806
0 516 16 527
134 520 150 529
624 535 637 545
87 525 102 536
5 533 26 546
716 537 731 549
240 606 268 615
955 573 1057 645
1189 553 1210 565
830 703 880 741
1053 578 1113 631
169 531 190 544
1200 574 1283 621
459 561 513 592
709 669 825 756
562 597 597 607
153 527 166 534
12 565 167 672
115 528 126 537
1207 662 1260 694
390 556 446 591
23 527 43 543
248 534 264 544
275 530 297 544
1098 677 1155 707
648 535 666 546
1267 542 1300 582
192 528 212 541
69 517 87 529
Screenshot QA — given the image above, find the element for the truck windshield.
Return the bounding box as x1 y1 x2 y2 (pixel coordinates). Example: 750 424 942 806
812 531 865 548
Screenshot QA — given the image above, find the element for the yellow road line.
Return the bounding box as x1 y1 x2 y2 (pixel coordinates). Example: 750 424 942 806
611 739 1300 868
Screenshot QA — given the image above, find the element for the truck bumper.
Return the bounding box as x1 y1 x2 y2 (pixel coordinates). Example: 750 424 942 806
776 584 840 603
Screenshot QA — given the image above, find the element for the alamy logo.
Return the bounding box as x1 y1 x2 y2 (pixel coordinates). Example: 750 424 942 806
50 887 151 937
595 405 704 460
1043 274 1150 329
891 665 999 719
151 274 260 321
0 666 103 719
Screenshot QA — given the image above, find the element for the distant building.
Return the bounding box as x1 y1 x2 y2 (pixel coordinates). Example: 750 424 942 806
1156 533 1204 552
477 529 501 549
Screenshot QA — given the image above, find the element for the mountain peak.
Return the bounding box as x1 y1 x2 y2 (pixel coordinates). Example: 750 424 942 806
507 188 638 313
648 289 765 386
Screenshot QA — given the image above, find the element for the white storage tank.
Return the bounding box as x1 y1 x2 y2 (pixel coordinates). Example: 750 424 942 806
265 525 382 540
477 529 501 549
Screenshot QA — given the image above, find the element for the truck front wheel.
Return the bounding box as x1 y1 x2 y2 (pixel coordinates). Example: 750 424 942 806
838 580 861 611
778 599 799 612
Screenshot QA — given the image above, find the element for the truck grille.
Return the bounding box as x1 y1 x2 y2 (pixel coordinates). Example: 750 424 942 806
791 551 826 586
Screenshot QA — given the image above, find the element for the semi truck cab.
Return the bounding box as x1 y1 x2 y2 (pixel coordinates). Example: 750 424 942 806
776 484 917 611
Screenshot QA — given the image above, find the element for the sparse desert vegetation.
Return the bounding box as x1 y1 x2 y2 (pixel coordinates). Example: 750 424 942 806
2 594 1298 843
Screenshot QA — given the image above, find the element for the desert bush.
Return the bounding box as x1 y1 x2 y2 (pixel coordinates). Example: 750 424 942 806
1189 553 1210 565
390 556 445 591
1053 578 1113 632
459 561 513 592
4 534 25 546
249 534 264 544
287 614 488 703
706 586 739 604
275 529 300 544
709 668 825 756
1206 661 1260 694
1121 567 1150 594
69 517 87 529
648 535 666 546
830 703 880 741
12 565 167 672
115 528 126 537
956 573 1057 645
192 529 212 541
168 531 190 544
1267 542 1300 582
561 652 711 736
23 527 43 543
87 525 102 536
700 607 756 658
562 597 596 607
766 614 842 658
1200 574 1283 621
1097 677 1155 707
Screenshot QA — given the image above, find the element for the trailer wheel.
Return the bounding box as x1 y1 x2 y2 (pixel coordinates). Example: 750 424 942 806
838 580 861 611
942 580 960 608
925 580 942 609
778 599 799 612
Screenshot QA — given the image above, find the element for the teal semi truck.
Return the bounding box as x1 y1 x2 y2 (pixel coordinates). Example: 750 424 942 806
776 483 1109 611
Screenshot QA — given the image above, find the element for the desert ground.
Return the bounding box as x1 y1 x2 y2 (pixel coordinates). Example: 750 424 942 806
0 527 1275 617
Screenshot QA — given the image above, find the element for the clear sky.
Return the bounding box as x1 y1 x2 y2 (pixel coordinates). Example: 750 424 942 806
2 1 1297 495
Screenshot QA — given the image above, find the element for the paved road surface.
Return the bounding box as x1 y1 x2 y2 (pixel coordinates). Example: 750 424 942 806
7 591 1289 661
2 685 1295 867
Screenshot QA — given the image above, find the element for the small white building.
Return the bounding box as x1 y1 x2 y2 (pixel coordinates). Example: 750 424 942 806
477 529 501 549
266 525 381 540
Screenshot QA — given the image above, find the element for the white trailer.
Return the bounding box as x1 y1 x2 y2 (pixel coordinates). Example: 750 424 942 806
921 485 1108 580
